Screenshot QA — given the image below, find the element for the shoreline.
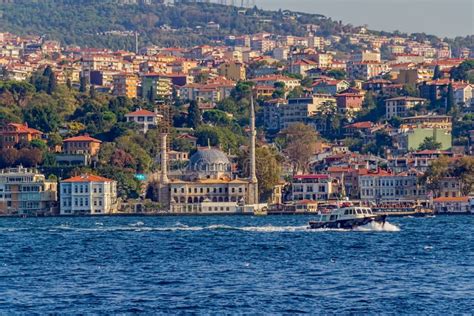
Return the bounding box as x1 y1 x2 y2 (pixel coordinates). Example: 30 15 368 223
0 212 472 219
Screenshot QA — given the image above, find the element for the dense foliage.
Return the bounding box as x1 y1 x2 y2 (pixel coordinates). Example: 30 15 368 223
0 0 342 49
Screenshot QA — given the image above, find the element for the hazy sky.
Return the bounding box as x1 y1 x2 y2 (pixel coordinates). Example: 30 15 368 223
257 0 474 38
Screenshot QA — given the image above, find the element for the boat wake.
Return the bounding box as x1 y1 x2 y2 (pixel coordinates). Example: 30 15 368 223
41 221 400 233
354 221 400 232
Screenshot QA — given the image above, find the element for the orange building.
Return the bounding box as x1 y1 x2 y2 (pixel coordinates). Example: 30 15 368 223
112 73 138 99
62 135 102 156
0 123 42 149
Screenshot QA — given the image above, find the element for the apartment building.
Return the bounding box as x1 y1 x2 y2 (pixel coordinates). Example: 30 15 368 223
113 73 138 99
0 167 57 215
385 96 426 119
358 169 427 202
292 174 339 201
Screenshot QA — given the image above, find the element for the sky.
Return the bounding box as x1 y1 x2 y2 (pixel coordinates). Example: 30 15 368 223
257 0 474 38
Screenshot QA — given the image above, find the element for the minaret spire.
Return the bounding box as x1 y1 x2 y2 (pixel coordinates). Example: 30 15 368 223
160 133 169 184
249 93 258 204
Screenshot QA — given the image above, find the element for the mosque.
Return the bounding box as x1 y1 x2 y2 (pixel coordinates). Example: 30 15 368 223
157 100 259 214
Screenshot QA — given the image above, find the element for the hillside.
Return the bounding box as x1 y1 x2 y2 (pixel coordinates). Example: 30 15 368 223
0 0 352 49
0 1 472 53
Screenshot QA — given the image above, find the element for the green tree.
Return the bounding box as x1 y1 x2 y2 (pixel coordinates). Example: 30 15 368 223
0 81 35 107
450 60 474 83
418 136 442 151
202 109 231 126
421 156 451 196
272 81 285 99
238 146 282 202
277 123 318 174
79 76 88 93
433 65 442 80
446 83 455 113
326 69 347 80
453 156 474 196
47 68 57 95
23 104 60 133
187 100 202 128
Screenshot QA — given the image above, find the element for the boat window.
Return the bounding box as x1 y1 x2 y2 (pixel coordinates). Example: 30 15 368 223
356 209 362 214
344 209 349 215
330 215 337 221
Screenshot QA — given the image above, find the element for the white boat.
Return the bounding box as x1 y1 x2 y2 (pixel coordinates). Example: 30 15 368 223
308 205 386 229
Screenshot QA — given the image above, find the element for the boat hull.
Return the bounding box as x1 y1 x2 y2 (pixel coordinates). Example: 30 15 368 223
308 215 387 230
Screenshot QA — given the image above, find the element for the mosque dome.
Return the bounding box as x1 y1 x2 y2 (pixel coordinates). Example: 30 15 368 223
188 148 232 175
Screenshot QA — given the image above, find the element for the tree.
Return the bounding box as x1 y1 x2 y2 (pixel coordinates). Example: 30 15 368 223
420 156 450 196
47 69 57 95
0 148 19 168
187 100 202 128
202 109 231 126
238 146 282 202
0 81 35 107
79 76 88 93
450 60 474 83
278 123 318 174
23 104 60 133
272 81 285 99
326 69 347 80
446 83 455 113
287 86 305 99
418 137 442 151
433 65 442 80
17 148 43 167
453 156 474 196
389 116 402 128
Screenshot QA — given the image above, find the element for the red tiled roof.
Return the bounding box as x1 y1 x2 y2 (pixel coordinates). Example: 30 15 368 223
126 109 156 116
7 123 42 135
345 121 373 129
327 167 355 173
294 174 330 180
63 174 113 183
63 135 102 143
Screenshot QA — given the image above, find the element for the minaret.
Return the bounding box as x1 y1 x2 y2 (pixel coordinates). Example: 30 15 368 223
249 94 258 204
160 133 169 184
159 133 170 209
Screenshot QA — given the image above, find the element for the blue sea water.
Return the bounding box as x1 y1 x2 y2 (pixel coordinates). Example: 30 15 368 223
0 215 473 314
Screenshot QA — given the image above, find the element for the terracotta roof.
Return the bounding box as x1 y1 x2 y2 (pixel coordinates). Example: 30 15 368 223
294 174 330 180
345 121 373 129
7 123 42 135
62 174 113 183
126 109 156 116
63 135 102 143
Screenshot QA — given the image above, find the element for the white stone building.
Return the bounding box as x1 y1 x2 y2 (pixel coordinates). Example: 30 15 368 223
60 175 118 215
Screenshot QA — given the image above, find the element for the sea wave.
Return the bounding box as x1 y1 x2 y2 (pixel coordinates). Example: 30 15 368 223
354 221 400 232
0 221 400 233
49 222 400 233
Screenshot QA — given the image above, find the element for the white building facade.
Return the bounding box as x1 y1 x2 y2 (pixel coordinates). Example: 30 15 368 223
60 175 118 215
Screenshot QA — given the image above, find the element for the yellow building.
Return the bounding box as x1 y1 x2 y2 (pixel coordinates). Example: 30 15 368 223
217 61 246 81
396 68 434 85
113 73 138 99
